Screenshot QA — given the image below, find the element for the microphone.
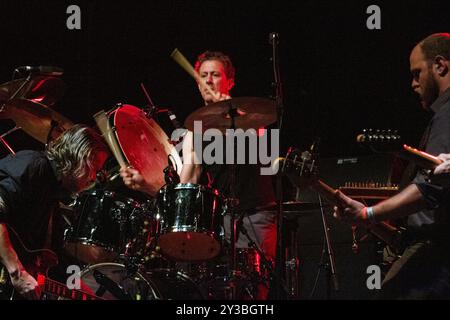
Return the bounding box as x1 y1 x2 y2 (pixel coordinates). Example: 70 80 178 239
164 155 180 185
167 109 187 144
269 32 279 45
167 109 182 129
14 66 64 76
309 137 321 156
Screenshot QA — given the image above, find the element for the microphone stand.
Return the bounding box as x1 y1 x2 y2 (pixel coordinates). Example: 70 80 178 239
318 194 339 298
140 83 158 118
226 103 240 300
269 32 287 300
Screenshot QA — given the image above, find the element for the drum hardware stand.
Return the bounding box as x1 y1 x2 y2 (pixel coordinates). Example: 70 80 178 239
283 216 300 299
0 126 21 156
46 119 60 144
140 83 159 118
317 194 339 299
0 71 33 155
269 31 289 300
236 217 274 277
224 103 241 300
0 71 32 113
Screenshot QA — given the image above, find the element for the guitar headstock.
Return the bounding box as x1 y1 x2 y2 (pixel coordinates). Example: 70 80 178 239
356 129 402 153
274 148 319 189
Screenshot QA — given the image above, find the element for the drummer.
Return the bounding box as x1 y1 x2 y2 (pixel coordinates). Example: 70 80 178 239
120 50 277 299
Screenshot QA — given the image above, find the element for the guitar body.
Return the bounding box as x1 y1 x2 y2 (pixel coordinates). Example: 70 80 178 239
0 225 101 300
0 224 58 300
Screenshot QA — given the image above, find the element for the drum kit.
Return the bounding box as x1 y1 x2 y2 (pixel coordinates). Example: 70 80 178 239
0 72 281 300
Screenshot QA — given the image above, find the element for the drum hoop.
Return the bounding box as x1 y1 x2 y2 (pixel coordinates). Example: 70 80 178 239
79 262 159 299
109 105 130 164
144 268 205 299
167 183 221 196
65 239 118 252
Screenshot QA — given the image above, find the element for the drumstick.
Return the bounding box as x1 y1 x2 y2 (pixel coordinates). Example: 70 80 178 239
170 48 218 98
403 144 443 167
93 110 129 168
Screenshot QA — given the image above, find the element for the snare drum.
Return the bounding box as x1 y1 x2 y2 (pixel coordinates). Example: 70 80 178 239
156 183 225 262
64 189 154 264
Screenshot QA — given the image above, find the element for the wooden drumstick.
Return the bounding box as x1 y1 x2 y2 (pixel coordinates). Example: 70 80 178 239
94 110 129 168
170 48 218 98
402 144 443 168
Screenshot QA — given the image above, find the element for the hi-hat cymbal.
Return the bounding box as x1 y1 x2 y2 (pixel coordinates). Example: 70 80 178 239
184 97 276 133
0 76 65 107
1 98 73 143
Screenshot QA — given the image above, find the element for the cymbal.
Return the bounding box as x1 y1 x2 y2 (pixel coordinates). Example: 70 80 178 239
1 98 73 143
0 76 65 107
184 97 276 133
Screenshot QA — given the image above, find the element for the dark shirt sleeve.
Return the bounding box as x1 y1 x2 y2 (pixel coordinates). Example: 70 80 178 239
414 182 448 210
0 152 50 224
0 173 21 223
425 104 450 155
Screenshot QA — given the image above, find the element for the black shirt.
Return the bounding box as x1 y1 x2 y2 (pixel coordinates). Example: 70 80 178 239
409 87 450 228
201 130 276 211
204 163 275 211
0 150 64 250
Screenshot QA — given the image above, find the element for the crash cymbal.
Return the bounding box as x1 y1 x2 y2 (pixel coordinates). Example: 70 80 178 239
0 76 65 107
184 97 276 133
1 98 73 143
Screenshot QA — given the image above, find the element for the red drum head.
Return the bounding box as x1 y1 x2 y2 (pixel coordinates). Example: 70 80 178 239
113 105 182 196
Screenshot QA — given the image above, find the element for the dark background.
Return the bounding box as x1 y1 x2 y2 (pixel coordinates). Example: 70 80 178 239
0 0 448 157
0 0 449 300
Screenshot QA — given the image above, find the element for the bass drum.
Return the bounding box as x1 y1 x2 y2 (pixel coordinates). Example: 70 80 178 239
79 263 204 300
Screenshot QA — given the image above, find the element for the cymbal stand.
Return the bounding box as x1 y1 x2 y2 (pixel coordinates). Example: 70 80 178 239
0 126 21 156
317 194 339 298
140 83 158 118
0 72 32 113
269 31 288 299
226 103 240 300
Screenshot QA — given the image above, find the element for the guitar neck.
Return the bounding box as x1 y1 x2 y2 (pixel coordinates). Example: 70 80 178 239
311 179 402 249
37 274 102 300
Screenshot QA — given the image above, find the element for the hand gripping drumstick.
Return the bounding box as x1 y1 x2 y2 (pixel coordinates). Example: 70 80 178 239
402 144 443 169
94 110 129 168
170 48 218 98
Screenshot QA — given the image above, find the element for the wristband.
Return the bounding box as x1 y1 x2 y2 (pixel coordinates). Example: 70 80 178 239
366 206 376 223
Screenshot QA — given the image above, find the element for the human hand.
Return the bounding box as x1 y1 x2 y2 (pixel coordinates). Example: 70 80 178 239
10 268 41 300
434 153 450 175
119 166 149 193
332 190 368 226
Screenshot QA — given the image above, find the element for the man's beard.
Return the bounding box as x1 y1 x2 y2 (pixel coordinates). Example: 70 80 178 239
421 71 440 110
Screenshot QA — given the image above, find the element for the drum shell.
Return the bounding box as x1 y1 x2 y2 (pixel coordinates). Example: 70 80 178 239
156 183 225 262
64 189 154 264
